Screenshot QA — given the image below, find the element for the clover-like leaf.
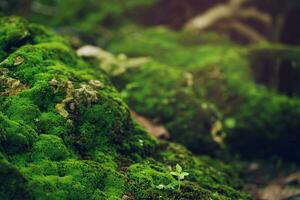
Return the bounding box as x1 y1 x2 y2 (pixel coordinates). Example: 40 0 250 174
171 171 178 176
176 164 182 173
179 172 189 180
156 184 166 190
182 172 189 176
170 164 189 191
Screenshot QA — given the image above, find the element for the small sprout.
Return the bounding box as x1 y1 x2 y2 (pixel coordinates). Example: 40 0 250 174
156 183 176 190
156 184 167 190
170 164 189 191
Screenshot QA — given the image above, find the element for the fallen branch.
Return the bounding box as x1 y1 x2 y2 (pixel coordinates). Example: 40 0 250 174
183 0 271 43
77 45 150 76
228 20 267 42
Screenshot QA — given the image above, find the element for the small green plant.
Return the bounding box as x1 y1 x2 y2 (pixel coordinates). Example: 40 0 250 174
156 183 176 190
170 164 189 191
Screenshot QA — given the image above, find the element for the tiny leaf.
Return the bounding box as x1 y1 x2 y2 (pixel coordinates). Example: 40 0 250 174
182 172 189 176
179 174 185 180
176 164 182 173
156 184 166 190
170 171 178 176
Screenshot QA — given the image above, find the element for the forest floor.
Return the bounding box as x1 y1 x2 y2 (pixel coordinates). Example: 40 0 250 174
1 1 300 196
134 111 300 200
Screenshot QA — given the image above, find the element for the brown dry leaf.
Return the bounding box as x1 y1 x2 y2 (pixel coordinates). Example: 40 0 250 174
211 120 225 144
258 171 300 200
0 75 28 96
13 56 24 66
131 111 170 139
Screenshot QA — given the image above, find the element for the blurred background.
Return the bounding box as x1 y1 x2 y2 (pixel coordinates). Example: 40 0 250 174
1 0 300 45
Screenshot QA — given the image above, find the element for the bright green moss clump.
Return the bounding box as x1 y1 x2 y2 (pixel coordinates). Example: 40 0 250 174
125 142 250 200
0 16 249 199
0 113 38 154
0 154 31 200
0 17 30 61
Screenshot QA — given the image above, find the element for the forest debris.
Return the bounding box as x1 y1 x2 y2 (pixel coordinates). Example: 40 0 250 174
184 0 271 43
13 56 24 66
131 111 170 139
211 120 225 144
122 194 135 200
53 79 100 118
184 72 194 87
257 171 300 200
0 74 28 96
77 45 150 76
77 45 113 60
223 20 267 43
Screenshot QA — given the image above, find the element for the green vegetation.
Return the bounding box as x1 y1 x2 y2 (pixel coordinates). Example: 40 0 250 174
170 164 189 190
106 26 300 160
1 0 300 199
0 16 249 200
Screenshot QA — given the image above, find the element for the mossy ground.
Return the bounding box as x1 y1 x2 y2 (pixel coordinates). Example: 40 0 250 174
105 26 300 161
0 16 249 199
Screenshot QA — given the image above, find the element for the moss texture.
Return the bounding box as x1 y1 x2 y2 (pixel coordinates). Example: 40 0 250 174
106 26 300 160
0 16 249 199
112 60 222 155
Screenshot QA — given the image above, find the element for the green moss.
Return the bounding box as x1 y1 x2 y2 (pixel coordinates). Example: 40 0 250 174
0 156 31 199
4 96 40 126
0 16 249 199
0 113 38 154
126 157 249 200
37 112 70 136
28 175 74 199
92 150 118 169
191 62 300 159
77 92 132 153
128 160 176 188
157 142 249 199
113 60 222 155
31 134 71 161
107 26 300 161
28 23 67 45
0 16 30 60
102 171 126 199
108 26 234 69
120 122 157 161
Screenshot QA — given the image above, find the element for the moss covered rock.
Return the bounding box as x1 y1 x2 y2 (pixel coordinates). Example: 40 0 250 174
112 60 222 155
0 16 249 199
106 26 300 161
